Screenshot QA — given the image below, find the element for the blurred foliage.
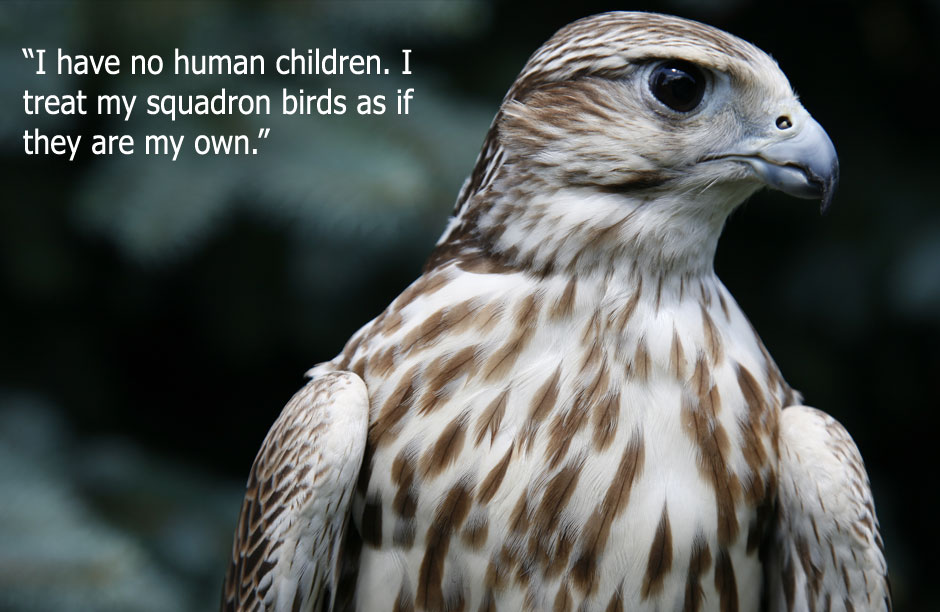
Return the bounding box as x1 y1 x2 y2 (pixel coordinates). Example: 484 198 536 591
0 394 240 610
1 0 938 610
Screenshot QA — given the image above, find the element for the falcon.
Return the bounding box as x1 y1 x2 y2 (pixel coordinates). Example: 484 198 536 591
222 12 890 612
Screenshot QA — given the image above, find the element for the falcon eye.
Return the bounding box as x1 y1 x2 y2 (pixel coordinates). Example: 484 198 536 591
649 60 707 112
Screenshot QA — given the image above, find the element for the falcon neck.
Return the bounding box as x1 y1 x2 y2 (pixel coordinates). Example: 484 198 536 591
436 180 749 282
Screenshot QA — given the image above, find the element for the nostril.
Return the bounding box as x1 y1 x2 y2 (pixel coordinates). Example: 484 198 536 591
776 115 793 130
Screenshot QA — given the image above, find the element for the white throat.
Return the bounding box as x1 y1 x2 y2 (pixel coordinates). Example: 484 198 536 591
469 172 760 280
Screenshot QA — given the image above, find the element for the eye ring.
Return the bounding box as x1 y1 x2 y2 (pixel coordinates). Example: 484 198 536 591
649 60 707 113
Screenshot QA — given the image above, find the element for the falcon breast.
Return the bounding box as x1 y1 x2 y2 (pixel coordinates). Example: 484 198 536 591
223 11 889 612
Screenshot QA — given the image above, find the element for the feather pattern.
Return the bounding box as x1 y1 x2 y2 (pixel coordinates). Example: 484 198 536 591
222 372 368 611
767 406 891 611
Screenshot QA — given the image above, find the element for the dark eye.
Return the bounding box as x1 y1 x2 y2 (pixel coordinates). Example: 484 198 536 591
649 60 707 112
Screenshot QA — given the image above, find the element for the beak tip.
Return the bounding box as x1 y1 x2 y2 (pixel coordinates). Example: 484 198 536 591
818 158 839 215
819 190 833 215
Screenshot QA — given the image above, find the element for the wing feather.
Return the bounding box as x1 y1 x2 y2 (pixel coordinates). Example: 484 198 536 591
222 371 369 612
766 405 890 611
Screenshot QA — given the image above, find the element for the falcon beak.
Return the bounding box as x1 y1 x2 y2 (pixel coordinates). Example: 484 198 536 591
712 116 839 213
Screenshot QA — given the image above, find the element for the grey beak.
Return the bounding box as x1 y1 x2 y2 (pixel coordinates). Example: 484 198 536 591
749 116 839 213
714 116 840 213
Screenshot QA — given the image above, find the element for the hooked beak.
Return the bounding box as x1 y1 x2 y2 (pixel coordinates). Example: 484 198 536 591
709 116 839 213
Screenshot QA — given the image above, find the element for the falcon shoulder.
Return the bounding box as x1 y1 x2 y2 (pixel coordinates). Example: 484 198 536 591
222 371 369 612
767 405 890 611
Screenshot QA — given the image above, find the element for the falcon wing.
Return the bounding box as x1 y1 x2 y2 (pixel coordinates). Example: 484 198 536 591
766 405 890 611
222 371 369 612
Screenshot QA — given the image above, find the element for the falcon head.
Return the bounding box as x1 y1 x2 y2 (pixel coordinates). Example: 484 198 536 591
436 12 838 275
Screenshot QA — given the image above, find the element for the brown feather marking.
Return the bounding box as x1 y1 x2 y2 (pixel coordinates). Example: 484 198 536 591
586 212 629 245
701 305 724 364
392 448 418 520
394 517 416 548
547 364 609 468
553 584 572 612
393 270 450 313
797 535 823 598
546 526 575 578
572 432 645 594
485 550 508 591
655 274 664 312
510 489 531 534
474 389 509 446
383 308 404 335
580 339 603 372
417 346 479 415
516 560 533 590
474 301 505 333
370 365 418 447
692 355 711 404
633 337 651 381
683 359 741 545
581 309 601 344
241 534 266 582
699 279 712 308
478 590 497 612
477 446 513 504
444 581 466 612
444 299 478 336
416 482 473 611
738 419 766 507
397 298 475 356
461 513 489 550
715 548 739 612
592 390 620 451
394 580 415 612
399 308 447 355
529 459 583 567
420 415 468 479
516 291 540 327
683 534 713 612
391 446 415 487
609 276 642 332
545 415 570 470
605 585 625 612
350 357 366 379
718 290 730 321
522 367 562 448
551 277 578 320
641 504 673 599
736 363 767 418
736 363 770 505
482 294 539 381
670 327 686 380
369 345 397 379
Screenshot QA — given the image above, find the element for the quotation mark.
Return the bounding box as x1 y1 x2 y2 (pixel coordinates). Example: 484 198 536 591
252 128 271 154
23 48 46 74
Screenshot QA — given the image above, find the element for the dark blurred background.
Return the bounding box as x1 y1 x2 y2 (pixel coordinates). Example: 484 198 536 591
1 1 937 610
